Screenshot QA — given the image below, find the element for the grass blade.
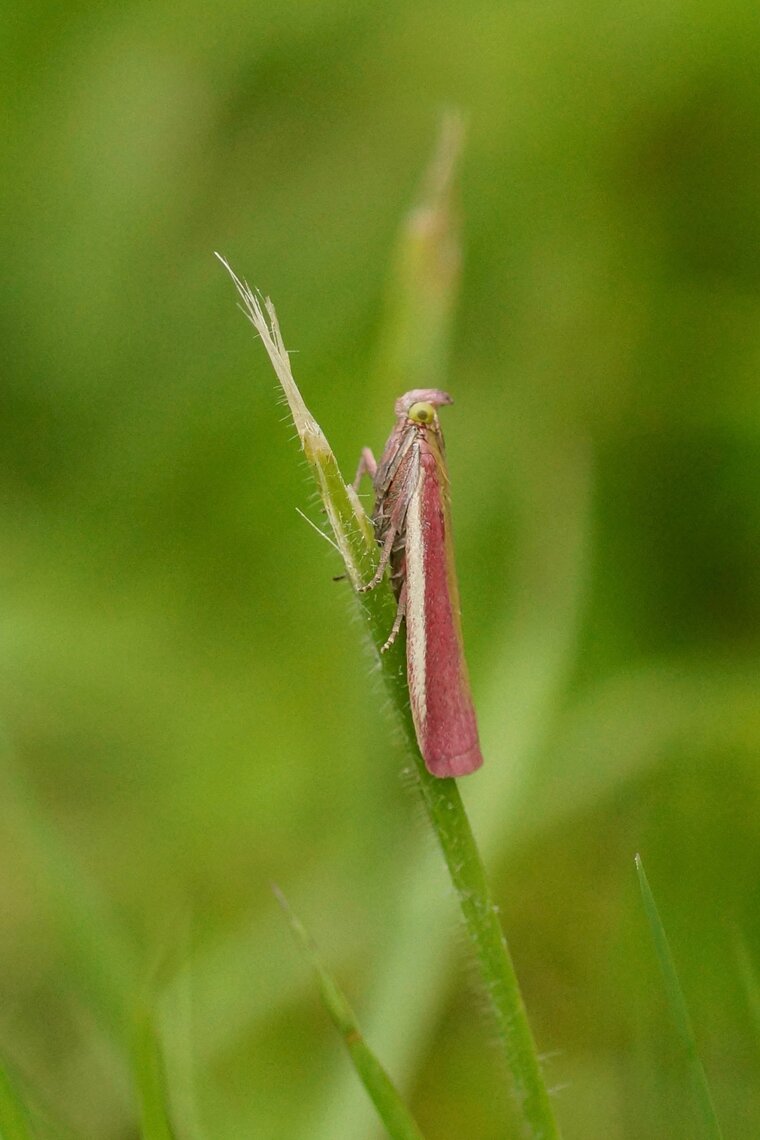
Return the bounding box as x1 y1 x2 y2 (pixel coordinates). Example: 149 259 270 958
272 887 426 1140
635 854 723 1140
374 111 463 396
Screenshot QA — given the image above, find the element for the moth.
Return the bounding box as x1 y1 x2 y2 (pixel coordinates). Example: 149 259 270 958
354 389 483 778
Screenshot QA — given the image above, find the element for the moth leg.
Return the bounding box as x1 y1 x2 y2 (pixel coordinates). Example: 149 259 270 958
359 453 418 592
380 580 406 653
358 522 397 592
351 448 377 491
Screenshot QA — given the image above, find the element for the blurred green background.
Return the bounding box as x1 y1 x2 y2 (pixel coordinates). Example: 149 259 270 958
2 1 759 1137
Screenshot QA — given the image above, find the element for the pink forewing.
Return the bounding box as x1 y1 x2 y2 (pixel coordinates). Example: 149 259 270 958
405 445 483 778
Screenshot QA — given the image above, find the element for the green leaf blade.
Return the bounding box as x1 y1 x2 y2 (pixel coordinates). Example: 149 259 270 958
273 887 426 1140
635 854 723 1140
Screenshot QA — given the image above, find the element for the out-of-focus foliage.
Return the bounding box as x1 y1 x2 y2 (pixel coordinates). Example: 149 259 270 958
1 1 758 1138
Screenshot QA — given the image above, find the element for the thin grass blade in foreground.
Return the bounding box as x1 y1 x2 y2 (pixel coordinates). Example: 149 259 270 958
273 886 426 1140
635 854 723 1140
217 267 560 1139
0 1062 35 1140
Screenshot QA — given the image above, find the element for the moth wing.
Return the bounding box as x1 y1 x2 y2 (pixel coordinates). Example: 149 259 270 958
404 437 482 778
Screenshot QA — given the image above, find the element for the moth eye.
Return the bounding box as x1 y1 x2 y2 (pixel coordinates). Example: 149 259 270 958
408 401 435 424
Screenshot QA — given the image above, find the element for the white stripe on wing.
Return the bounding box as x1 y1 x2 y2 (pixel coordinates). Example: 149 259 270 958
404 456 427 731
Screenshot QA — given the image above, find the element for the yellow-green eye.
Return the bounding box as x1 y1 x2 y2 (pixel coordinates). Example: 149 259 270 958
408 401 435 424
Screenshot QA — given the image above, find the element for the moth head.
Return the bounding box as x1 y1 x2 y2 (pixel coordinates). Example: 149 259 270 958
396 388 453 423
